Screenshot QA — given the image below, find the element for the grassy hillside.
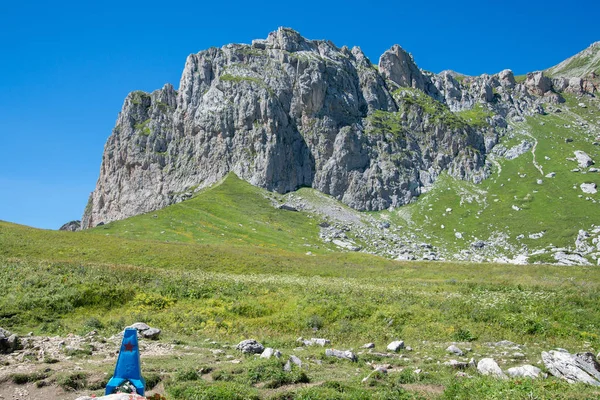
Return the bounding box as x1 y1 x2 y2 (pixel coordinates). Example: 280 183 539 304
546 42 600 78
86 174 330 253
2 198 600 398
377 93 600 263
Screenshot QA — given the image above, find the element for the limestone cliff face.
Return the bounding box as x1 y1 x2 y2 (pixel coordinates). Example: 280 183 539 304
82 28 585 228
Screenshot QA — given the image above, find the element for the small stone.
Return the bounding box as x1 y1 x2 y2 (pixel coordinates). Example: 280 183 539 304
289 355 302 367
310 338 331 347
362 343 375 349
444 359 469 369
506 365 546 379
387 341 405 352
447 345 464 356
260 348 275 359
325 348 357 362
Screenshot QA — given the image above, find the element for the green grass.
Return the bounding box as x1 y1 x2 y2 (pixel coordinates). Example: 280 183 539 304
457 104 492 128
134 118 152 136
393 88 469 130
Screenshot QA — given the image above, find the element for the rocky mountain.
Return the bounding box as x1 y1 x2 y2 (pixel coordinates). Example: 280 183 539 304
82 29 598 229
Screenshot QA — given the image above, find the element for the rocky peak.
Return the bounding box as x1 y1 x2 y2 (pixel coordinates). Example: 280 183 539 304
378 44 426 90
82 29 597 229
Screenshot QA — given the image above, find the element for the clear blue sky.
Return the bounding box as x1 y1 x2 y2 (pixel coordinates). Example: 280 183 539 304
1 0 598 229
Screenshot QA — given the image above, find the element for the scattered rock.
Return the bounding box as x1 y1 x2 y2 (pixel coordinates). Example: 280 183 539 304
506 365 546 379
387 340 405 352
310 338 331 347
278 204 298 212
553 252 591 266
574 151 594 168
126 322 160 340
362 342 375 349
284 355 303 371
141 327 161 340
542 350 600 385
236 339 265 354
325 348 357 362
260 347 281 359
580 183 597 194
545 172 556 178
447 345 464 356
504 141 533 160
332 239 361 251
0 327 20 354
477 358 507 379
444 360 470 369
471 240 485 249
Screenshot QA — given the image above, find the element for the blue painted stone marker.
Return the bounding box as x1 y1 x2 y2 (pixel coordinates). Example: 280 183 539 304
105 327 146 395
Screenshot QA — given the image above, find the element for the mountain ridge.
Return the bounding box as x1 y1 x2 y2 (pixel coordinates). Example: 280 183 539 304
82 28 598 231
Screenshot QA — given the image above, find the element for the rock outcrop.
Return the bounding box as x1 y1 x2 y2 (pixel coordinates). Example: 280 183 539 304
0 327 20 354
542 350 600 385
81 28 492 228
82 29 597 228
59 220 81 231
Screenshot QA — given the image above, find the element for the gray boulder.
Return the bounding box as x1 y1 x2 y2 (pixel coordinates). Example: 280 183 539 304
236 339 265 354
310 338 331 347
325 348 357 362
446 344 464 356
504 141 533 160
506 365 546 379
525 72 553 95
0 327 20 354
542 350 600 385
141 327 161 340
387 340 405 352
580 183 597 194
477 358 507 379
574 151 594 168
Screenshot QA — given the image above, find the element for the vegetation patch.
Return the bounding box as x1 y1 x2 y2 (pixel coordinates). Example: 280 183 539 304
456 104 493 128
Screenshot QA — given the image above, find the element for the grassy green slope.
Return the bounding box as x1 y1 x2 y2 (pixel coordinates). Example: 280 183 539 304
85 173 328 253
546 42 600 78
380 94 600 263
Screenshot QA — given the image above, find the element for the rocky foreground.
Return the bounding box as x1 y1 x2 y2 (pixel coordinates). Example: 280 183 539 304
2 324 600 399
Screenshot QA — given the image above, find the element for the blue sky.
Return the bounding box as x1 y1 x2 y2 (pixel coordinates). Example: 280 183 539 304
1 0 598 229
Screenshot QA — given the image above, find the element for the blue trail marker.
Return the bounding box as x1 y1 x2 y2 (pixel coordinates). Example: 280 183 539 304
105 328 146 395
